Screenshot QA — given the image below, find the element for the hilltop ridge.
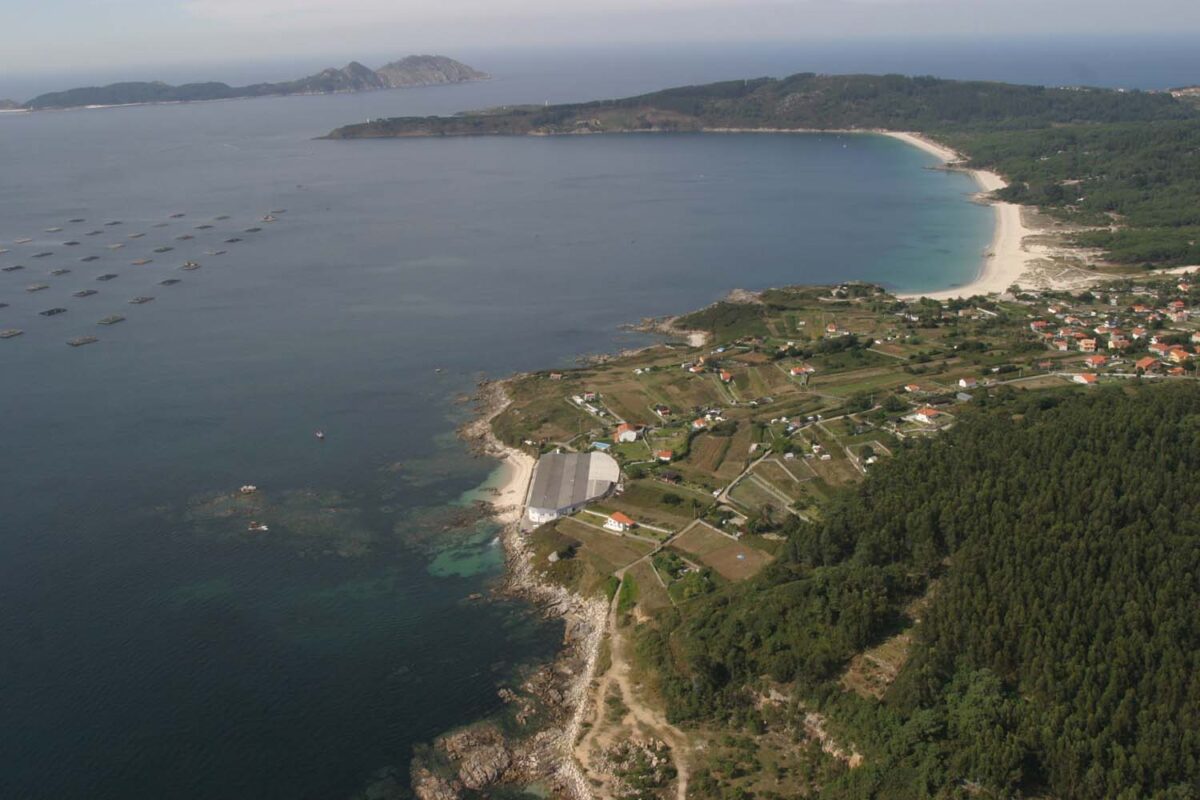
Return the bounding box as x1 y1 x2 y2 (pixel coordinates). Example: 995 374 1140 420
21 55 487 111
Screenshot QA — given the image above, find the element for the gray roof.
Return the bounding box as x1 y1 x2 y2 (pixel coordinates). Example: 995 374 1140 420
527 452 619 513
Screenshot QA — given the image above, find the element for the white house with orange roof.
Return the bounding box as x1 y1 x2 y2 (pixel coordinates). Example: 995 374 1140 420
604 512 636 533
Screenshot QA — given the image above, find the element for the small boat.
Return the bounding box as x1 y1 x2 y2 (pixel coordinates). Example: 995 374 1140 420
68 218 86 223
174 234 194 241
0 248 7 254
128 232 145 239
2 264 24 272
26 283 49 292
51 268 71 275
243 227 262 233
270 209 286 214
67 336 98 347
435 367 443 373
40 307 68 316
203 250 226 256
96 273 118 281
159 278 182 286
181 261 201 270
0 329 23 339
169 213 185 218
239 484 258 494
247 522 269 532
73 289 98 298
98 315 125 325
129 296 155 304
14 237 33 244
44 227 63 233
315 431 326 440
32 252 52 258
152 222 169 228
215 215 231 220
194 224 213 230
130 258 152 265
224 237 242 243
104 220 122 226
80 255 100 262
63 241 80 246
261 215 277 222
153 246 173 253
86 230 103 236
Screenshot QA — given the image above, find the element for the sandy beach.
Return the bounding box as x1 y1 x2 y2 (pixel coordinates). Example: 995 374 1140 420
882 131 1038 300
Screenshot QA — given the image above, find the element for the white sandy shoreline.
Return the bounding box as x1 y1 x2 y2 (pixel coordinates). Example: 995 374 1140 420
880 131 1036 300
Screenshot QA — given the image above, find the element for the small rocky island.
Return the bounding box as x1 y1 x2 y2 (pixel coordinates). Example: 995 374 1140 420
20 55 487 111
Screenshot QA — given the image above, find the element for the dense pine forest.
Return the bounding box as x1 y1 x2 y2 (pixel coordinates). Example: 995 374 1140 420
329 73 1200 267
637 384 1200 798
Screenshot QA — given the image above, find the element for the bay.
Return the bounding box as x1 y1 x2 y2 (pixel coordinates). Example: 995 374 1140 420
0 57 989 799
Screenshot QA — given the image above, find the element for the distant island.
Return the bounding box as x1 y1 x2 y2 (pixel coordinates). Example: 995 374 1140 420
18 55 487 111
0 99 20 110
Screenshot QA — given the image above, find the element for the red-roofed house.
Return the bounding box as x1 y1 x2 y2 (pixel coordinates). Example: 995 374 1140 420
719 370 733 383
915 407 941 424
604 512 636 532
1135 356 1160 373
615 423 642 443
1168 346 1193 364
1084 355 1108 368
1079 338 1098 352
656 450 673 463
691 418 708 431
1073 373 1098 385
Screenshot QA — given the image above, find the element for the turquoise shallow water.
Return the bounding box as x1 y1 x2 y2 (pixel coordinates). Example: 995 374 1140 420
0 67 989 799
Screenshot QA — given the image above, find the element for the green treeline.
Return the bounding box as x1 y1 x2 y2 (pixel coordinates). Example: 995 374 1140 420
639 384 1200 798
946 122 1200 265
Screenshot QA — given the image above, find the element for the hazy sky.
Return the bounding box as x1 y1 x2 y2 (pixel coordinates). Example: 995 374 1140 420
2 0 1197 77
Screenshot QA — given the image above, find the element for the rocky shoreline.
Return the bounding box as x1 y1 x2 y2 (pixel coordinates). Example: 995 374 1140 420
407 381 607 800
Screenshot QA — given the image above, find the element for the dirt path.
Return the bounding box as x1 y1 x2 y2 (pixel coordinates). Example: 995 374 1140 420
574 563 691 800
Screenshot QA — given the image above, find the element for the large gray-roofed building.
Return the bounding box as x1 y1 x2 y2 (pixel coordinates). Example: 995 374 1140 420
525 451 620 524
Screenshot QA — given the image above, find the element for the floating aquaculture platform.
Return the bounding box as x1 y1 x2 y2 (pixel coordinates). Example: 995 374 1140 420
98 315 125 325
68 336 98 347
129 296 154 304
0 329 23 339
73 289 98 298
40 307 67 316
96 273 118 281
26 283 49 292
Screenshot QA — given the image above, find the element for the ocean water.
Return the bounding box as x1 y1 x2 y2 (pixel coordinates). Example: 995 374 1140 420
0 57 989 799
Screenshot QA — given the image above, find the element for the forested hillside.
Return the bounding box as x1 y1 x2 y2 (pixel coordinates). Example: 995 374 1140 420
638 384 1200 798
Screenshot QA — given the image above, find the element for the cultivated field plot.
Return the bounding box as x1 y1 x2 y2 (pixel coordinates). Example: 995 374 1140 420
593 482 699 531
556 518 655 568
751 460 808 501
728 475 792 514
625 559 673 614
670 524 772 580
682 433 732 473
714 425 755 483
643 371 727 410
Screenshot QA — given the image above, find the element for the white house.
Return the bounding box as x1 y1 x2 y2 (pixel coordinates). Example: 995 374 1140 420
614 423 641 443
604 512 635 532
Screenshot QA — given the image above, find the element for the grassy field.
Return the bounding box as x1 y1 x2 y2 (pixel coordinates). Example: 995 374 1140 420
672 525 774 581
